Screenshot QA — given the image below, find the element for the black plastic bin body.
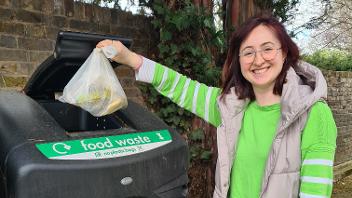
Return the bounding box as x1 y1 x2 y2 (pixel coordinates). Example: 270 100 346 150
0 31 188 198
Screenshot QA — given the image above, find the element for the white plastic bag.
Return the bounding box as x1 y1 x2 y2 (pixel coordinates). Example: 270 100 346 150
59 47 128 117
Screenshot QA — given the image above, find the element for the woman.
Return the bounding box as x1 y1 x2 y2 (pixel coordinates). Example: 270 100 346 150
97 15 337 198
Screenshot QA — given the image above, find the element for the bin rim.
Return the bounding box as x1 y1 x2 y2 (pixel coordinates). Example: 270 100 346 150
24 31 132 99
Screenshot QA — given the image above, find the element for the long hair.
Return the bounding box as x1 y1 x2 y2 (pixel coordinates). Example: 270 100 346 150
220 15 300 100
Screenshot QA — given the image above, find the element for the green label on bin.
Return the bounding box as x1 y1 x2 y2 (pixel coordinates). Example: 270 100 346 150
36 130 172 160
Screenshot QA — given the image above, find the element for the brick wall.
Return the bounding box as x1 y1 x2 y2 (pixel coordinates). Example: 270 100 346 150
323 70 352 166
0 0 156 104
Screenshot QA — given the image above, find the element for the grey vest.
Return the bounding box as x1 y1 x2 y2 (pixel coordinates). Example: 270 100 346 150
213 62 327 198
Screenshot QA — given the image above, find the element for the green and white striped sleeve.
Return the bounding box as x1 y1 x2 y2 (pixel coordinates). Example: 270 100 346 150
136 57 222 127
300 102 337 198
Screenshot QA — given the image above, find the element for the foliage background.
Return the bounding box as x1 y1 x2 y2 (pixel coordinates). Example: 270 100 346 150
304 50 352 71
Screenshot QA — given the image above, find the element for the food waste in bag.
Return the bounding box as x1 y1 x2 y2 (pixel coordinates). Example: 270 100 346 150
59 47 128 117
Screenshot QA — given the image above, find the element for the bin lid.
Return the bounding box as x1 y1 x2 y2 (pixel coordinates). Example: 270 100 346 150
24 31 132 99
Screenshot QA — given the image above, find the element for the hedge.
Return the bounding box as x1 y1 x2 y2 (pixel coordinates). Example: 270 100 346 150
302 49 352 71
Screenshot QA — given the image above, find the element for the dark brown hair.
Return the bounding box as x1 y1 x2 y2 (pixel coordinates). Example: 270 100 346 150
220 15 300 100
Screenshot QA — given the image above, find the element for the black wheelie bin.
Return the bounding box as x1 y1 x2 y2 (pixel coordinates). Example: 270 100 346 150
0 31 188 198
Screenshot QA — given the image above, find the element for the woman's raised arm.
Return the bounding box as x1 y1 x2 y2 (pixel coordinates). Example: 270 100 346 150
96 40 222 127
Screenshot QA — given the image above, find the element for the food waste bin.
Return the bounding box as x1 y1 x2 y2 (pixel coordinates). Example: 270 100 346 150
0 31 188 198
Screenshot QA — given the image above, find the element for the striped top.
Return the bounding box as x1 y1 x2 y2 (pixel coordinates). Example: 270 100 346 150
136 57 337 198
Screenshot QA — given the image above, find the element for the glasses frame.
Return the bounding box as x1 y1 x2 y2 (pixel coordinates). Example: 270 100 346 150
239 47 282 64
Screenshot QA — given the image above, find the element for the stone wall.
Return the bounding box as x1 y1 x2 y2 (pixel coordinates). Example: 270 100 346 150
323 71 352 167
0 0 156 104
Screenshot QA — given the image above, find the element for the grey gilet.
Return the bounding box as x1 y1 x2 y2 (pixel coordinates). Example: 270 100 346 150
213 61 327 198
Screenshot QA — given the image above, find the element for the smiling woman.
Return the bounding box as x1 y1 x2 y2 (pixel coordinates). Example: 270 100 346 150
222 17 300 104
96 14 337 198
238 25 285 105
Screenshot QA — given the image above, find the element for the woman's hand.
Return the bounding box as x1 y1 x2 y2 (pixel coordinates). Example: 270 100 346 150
96 39 142 70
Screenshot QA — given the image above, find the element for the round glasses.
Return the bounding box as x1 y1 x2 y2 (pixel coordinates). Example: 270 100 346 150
239 47 282 64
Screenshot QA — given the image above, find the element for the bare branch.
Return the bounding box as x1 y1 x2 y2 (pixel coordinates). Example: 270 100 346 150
312 21 343 37
309 0 352 51
321 26 352 49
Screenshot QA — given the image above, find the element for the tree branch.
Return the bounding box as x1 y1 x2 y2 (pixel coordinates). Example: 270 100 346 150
321 26 352 49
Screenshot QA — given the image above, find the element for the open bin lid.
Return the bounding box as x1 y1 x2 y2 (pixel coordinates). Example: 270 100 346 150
24 31 132 100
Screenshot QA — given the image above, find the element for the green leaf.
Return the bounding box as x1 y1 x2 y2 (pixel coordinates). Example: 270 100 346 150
151 20 161 28
160 30 172 41
190 47 200 56
200 150 212 160
153 4 165 15
177 108 184 115
148 96 157 104
170 44 178 55
171 116 181 125
158 44 169 54
189 145 201 159
203 18 212 28
189 129 204 141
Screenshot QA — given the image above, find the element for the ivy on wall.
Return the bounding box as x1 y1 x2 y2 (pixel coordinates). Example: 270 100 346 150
138 0 224 160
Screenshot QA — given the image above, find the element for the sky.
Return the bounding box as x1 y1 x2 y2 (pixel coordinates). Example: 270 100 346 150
284 0 326 54
111 0 142 13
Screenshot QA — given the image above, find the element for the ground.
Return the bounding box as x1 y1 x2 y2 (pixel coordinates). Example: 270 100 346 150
188 161 212 198
333 175 352 198
189 161 352 197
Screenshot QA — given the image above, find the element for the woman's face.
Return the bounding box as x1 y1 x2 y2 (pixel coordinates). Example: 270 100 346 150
239 24 286 92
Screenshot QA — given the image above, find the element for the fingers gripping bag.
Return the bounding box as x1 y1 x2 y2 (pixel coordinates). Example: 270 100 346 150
59 46 128 117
